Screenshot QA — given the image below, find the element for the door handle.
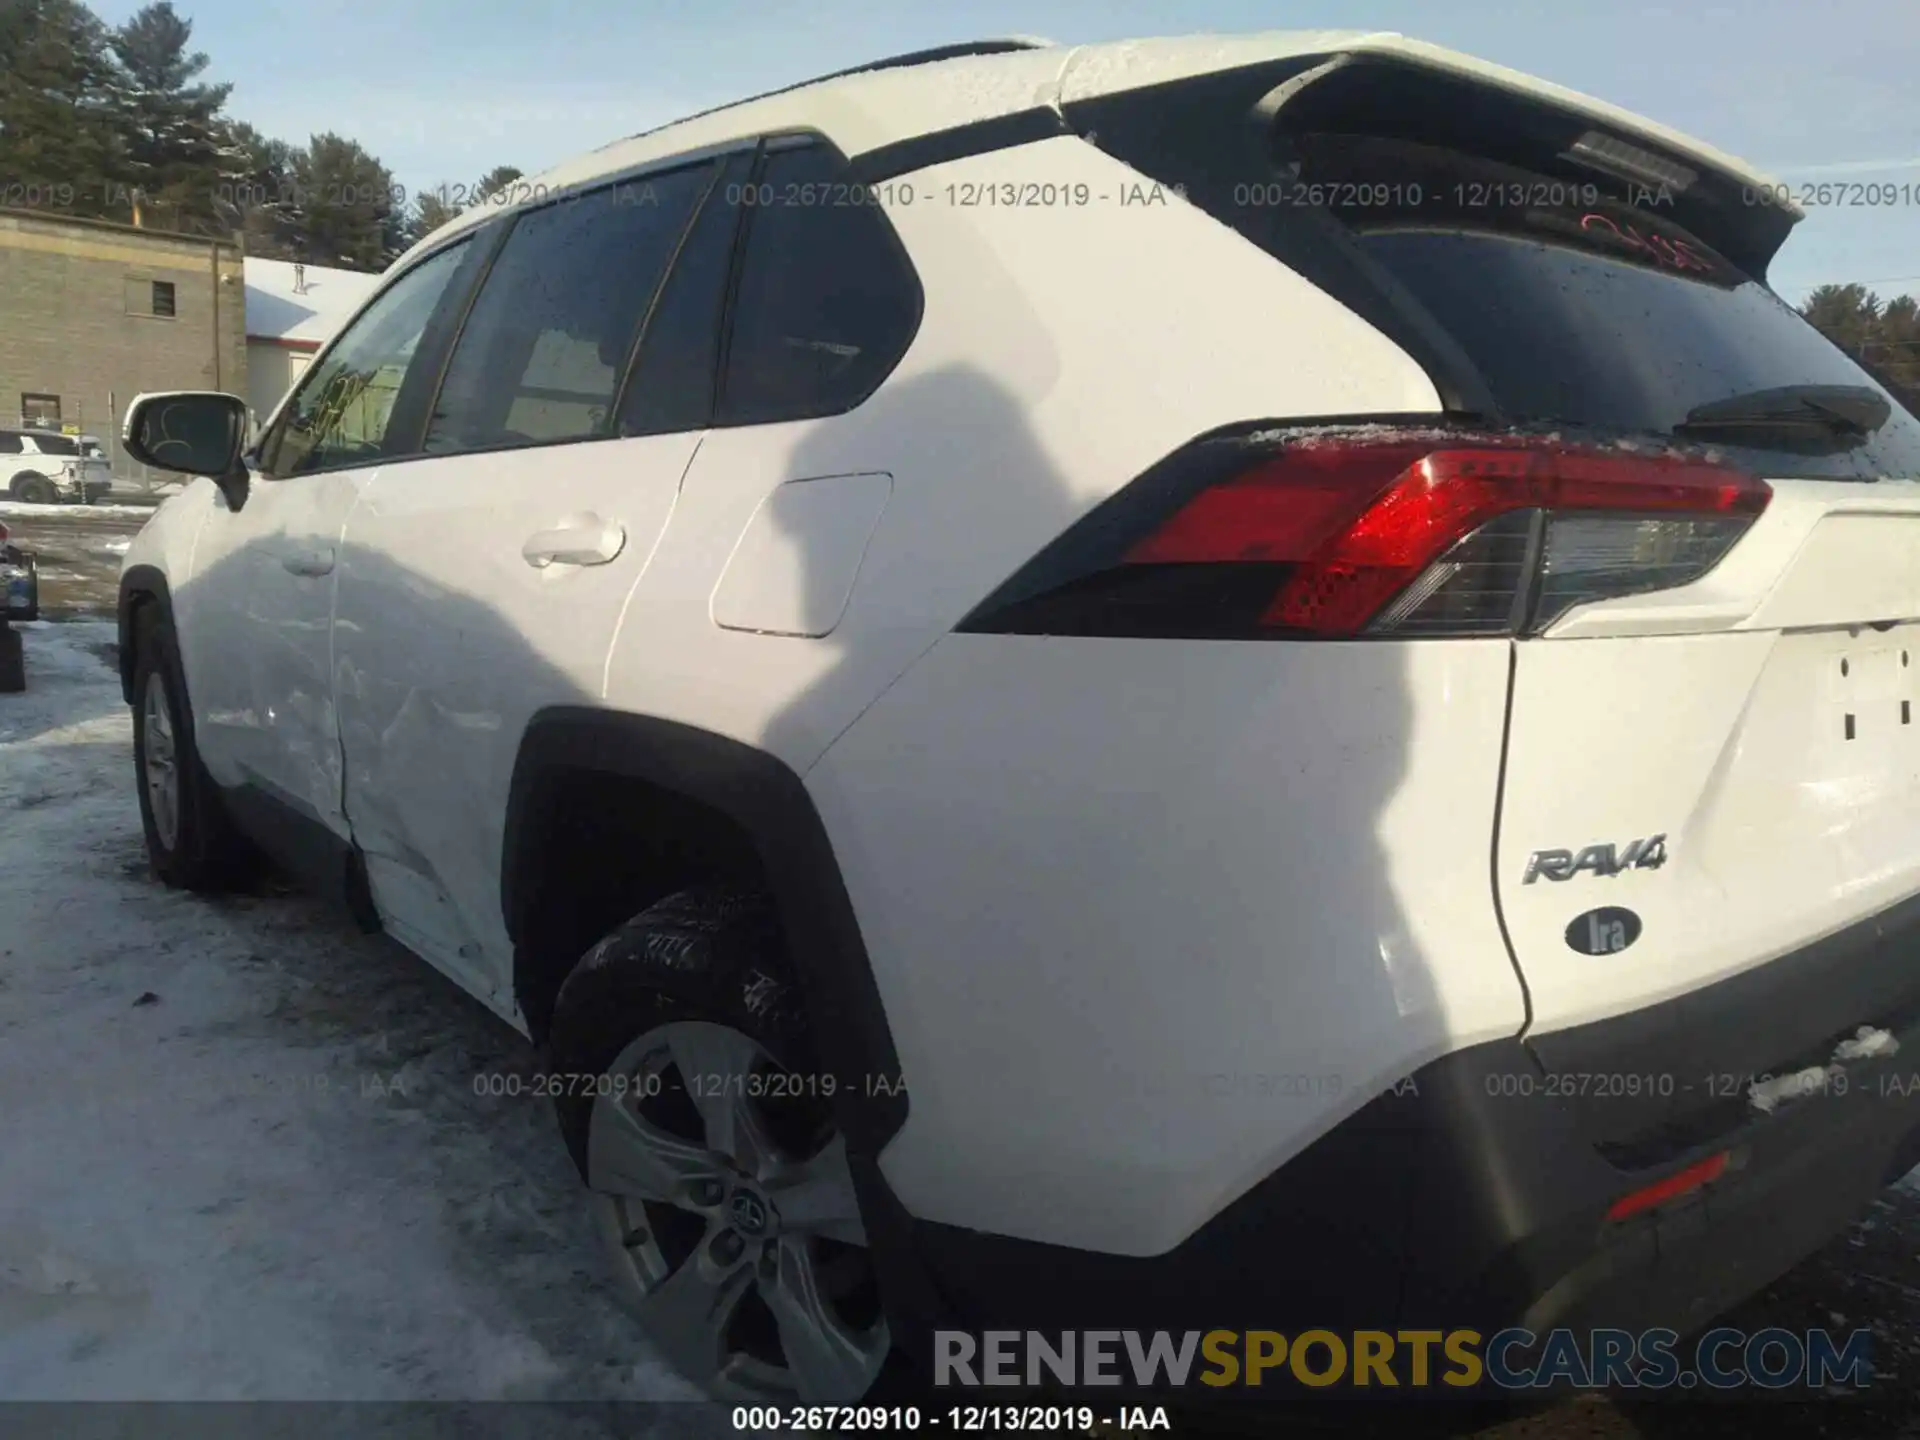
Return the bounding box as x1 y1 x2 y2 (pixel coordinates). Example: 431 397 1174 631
522 517 626 569
282 546 335 577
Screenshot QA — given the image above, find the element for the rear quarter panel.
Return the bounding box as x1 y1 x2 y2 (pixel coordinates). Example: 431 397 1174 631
732 136 1514 1252
604 133 1443 770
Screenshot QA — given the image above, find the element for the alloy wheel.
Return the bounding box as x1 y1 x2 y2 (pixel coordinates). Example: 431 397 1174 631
141 671 181 850
586 1019 890 1403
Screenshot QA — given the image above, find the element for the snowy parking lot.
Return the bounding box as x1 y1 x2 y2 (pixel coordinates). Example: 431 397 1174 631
2 513 1920 1437
0 621 728 1434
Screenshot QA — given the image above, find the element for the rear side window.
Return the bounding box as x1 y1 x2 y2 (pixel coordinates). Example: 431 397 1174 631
424 162 712 455
717 142 920 426
30 433 78 456
0 433 21 455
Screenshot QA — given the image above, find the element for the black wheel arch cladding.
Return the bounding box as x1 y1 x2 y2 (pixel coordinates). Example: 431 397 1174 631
119 564 175 706
502 706 908 1157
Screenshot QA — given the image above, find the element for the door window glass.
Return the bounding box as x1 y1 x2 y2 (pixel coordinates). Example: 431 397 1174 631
268 240 471 477
423 164 713 454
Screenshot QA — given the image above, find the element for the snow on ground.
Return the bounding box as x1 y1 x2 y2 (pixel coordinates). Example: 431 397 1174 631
0 623 731 1433
0 501 161 520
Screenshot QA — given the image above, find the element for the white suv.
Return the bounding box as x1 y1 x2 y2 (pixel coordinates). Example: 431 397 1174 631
3 428 113 504
116 32 1920 1408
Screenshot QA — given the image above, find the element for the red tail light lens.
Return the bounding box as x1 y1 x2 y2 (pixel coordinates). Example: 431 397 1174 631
962 430 1770 640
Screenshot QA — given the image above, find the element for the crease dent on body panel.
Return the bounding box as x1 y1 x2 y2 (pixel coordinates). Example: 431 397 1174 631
598 433 706 700
796 617 954 786
1662 642 1774 916
180 482 211 591
331 467 381 830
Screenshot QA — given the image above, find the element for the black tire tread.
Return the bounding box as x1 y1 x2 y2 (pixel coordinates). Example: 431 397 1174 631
131 606 260 891
546 886 813 1174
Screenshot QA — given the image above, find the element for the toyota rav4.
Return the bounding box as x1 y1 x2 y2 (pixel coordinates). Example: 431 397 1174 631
115 31 1920 1409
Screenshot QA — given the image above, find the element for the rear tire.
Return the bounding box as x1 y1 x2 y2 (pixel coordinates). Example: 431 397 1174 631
130 607 259 891
10 472 57 505
547 888 895 1405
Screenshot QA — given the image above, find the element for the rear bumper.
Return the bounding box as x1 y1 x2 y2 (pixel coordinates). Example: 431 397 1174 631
882 891 1920 1397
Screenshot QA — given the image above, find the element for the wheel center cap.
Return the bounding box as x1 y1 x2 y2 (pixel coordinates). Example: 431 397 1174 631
728 1188 772 1237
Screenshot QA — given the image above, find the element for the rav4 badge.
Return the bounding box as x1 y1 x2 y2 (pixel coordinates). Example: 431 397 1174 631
1524 834 1667 884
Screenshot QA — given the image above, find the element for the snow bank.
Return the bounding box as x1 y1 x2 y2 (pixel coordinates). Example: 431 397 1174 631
0 501 160 520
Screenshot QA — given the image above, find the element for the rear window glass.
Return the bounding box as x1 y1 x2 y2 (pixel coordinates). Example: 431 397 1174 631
1310 139 1920 479
1354 228 1920 479
1096 111 1920 481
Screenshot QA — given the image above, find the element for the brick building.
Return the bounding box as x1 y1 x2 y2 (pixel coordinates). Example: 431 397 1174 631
0 207 246 476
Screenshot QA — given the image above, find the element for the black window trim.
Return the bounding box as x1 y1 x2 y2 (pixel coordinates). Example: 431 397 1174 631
710 129 927 430
610 148 757 437
253 125 927 481
706 144 765 427
441 133 765 236
257 137 770 481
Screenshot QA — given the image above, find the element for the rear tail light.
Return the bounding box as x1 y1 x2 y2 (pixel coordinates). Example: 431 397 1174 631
960 429 1769 639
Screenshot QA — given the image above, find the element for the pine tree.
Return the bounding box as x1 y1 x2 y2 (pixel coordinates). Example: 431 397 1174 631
0 0 126 218
224 117 301 258
287 132 402 269
403 185 463 249
1800 283 1920 415
473 164 524 208
108 1 241 232
1801 283 1881 356
1872 294 1920 402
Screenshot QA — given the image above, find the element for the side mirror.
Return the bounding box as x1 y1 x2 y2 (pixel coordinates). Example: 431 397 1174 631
123 391 251 510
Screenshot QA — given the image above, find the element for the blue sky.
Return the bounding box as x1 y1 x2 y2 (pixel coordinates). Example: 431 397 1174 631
91 0 1920 302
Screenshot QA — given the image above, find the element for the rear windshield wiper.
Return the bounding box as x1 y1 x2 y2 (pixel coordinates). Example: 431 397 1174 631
1675 384 1891 446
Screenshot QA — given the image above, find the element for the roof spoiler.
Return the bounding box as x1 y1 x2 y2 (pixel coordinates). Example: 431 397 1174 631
1242 49 1799 280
